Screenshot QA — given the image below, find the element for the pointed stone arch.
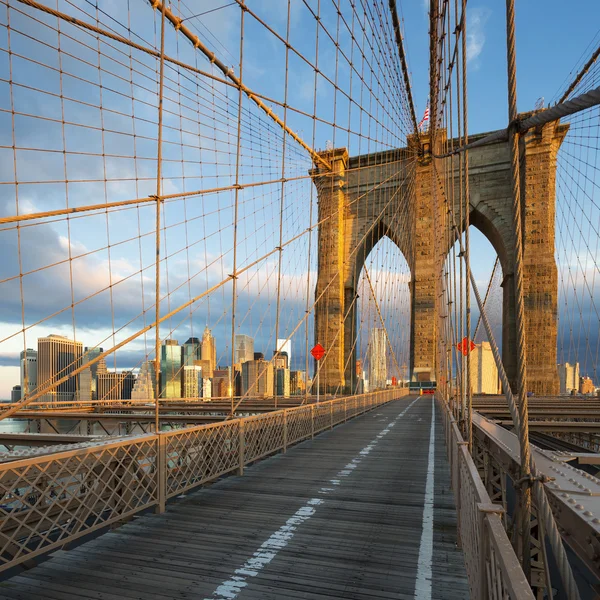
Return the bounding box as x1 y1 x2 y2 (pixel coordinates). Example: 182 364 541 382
312 119 567 395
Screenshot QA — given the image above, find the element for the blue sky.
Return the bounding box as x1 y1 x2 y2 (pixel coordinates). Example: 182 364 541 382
0 0 598 397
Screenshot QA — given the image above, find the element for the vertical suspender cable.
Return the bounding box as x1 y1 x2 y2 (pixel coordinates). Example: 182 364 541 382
273 0 292 409
154 1 167 434
461 0 472 450
229 3 246 416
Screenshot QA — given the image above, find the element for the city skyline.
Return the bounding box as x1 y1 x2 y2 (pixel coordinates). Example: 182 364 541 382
6 327 316 402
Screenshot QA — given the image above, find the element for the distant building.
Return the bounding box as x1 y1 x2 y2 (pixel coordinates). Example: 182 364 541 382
20 348 37 398
37 334 83 402
79 347 105 401
559 362 580 395
580 376 595 395
182 365 203 399
242 359 274 398
78 366 94 402
213 368 231 398
234 334 254 365
202 378 212 400
182 337 201 367
290 370 306 395
273 351 289 369
470 342 500 394
131 361 155 401
161 339 182 398
97 371 135 401
201 326 217 378
368 328 387 390
11 385 21 403
275 368 290 397
276 339 291 363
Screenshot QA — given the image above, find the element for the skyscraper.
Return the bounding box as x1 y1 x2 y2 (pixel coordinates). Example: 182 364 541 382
182 365 203 399
234 334 254 365
558 362 580 395
201 326 217 378
469 342 500 395
242 358 274 398
182 337 201 367
37 334 83 402
161 339 182 398
273 350 289 369
290 370 306 395
275 368 290 397
276 338 291 365
11 385 21 402
131 361 156 401
20 348 37 398
367 328 387 390
97 371 135 401
81 347 104 401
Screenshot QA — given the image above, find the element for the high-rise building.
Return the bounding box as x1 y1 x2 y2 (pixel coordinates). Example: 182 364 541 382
273 350 289 369
131 361 155 401
290 370 306 395
202 377 212 400
367 328 387 390
78 367 94 402
580 376 595 395
37 334 83 402
213 368 231 398
201 326 217 378
182 337 201 367
234 334 254 365
161 339 182 398
20 348 37 398
276 338 291 364
11 385 21 402
242 359 274 398
275 367 290 397
79 347 105 401
182 365 203 399
97 371 135 401
470 342 500 394
558 362 580 395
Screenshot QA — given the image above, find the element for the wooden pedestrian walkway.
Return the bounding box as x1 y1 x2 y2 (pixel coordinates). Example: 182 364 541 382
0 396 469 600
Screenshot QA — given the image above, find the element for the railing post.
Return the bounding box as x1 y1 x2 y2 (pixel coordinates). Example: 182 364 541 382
238 420 245 475
344 398 348 422
330 402 333 429
156 434 166 514
283 411 287 453
311 404 315 438
455 440 468 546
477 503 506 600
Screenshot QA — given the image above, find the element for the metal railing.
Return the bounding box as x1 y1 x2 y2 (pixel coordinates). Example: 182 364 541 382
439 398 534 599
0 389 405 572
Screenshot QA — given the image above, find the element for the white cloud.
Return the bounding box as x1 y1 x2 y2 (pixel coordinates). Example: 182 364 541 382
466 7 491 66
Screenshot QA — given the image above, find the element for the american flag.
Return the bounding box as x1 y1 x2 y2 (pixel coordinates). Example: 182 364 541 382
418 103 430 131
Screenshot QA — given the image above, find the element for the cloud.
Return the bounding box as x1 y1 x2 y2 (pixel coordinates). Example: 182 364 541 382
466 7 491 66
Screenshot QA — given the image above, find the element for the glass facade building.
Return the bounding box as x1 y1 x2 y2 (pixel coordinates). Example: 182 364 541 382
161 339 182 398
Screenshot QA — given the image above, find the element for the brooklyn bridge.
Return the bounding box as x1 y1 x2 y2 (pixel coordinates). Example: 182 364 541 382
0 0 599 598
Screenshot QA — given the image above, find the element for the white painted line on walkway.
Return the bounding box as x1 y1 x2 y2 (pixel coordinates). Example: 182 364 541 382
414 395 436 600
204 397 419 600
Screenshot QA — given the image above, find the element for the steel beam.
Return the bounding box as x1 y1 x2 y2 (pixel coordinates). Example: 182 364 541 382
473 412 600 579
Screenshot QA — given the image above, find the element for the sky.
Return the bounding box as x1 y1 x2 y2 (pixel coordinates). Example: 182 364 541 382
0 0 598 397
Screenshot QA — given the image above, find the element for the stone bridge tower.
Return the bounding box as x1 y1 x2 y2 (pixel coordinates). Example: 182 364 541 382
311 117 568 396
